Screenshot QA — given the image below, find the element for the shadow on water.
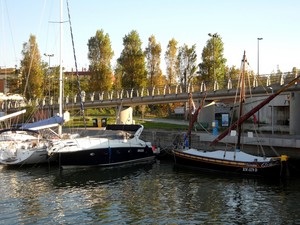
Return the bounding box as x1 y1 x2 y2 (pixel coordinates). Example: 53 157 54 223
52 162 155 188
172 162 293 187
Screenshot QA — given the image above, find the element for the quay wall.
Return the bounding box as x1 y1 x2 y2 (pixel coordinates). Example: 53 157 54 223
140 129 300 160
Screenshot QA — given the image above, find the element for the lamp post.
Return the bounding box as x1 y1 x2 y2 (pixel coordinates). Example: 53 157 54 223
269 87 274 134
257 38 263 127
44 53 54 68
208 33 218 82
257 38 263 76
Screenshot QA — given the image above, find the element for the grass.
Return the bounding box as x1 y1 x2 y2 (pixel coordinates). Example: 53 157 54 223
64 115 189 130
136 120 189 130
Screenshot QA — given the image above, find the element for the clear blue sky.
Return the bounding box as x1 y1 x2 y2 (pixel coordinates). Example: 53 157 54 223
1 0 299 75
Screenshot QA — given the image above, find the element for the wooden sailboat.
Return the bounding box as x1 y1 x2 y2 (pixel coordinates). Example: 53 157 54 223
173 51 297 178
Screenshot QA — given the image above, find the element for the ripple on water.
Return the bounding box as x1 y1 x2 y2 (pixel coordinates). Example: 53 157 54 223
0 162 300 224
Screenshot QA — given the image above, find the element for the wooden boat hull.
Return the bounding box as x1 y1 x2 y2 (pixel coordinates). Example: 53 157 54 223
173 149 288 178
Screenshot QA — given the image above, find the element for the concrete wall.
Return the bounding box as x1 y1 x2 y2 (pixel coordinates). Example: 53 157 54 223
140 129 300 159
290 92 300 135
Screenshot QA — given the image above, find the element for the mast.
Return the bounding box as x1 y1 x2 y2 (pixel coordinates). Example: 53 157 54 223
186 92 207 148
236 51 247 150
210 74 300 146
58 0 63 136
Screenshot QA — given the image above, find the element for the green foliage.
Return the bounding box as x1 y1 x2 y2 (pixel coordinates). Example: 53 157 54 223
87 29 114 92
178 44 198 88
165 38 179 85
148 104 170 117
145 35 164 87
20 34 44 99
85 108 101 116
6 69 21 94
117 30 147 89
198 34 227 88
113 63 123 90
44 66 59 98
137 120 188 130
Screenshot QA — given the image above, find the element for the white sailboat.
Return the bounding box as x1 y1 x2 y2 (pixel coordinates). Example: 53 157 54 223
0 110 62 165
0 0 66 166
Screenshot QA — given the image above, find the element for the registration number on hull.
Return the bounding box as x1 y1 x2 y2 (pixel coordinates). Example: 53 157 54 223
243 167 258 172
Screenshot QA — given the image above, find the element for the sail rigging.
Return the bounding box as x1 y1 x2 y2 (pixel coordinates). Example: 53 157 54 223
210 70 300 146
58 0 63 136
66 0 86 128
172 51 290 178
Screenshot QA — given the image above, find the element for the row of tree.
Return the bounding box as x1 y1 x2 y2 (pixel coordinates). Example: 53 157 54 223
10 30 296 101
11 30 232 99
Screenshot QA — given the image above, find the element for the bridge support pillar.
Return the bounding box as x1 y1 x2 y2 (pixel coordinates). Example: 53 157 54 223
290 92 300 135
116 106 134 124
199 100 215 129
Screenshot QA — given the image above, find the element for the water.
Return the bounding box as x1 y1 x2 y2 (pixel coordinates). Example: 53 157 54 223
1 160 300 225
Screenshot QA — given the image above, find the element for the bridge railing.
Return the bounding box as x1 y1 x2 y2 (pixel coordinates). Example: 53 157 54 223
2 72 299 110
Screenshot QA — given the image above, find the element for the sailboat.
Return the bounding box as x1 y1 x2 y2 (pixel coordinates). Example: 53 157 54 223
0 110 63 165
0 0 67 166
173 51 297 178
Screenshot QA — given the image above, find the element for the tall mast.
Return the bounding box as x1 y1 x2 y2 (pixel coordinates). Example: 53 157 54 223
237 51 247 150
58 0 63 136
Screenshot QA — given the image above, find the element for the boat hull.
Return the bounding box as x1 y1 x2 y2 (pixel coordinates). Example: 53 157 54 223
0 148 50 165
52 146 155 168
173 149 288 178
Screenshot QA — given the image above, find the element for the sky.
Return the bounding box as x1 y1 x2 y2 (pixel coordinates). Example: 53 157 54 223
0 0 299 76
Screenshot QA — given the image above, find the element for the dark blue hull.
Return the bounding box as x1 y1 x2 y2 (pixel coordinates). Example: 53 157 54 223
55 146 155 168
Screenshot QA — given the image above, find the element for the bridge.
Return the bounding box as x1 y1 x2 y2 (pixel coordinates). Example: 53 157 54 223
2 73 300 110
2 72 300 135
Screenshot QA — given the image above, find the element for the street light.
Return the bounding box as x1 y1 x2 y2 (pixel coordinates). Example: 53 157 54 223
257 38 263 76
44 53 54 68
257 38 263 127
269 86 274 135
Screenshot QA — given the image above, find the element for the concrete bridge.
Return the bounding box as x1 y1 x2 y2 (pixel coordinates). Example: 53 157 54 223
2 72 300 134
4 72 297 109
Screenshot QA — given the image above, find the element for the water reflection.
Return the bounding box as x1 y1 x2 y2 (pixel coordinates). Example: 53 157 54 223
53 163 154 188
0 161 300 224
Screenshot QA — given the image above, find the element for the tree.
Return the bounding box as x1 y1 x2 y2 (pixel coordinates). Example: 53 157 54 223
6 68 21 94
87 29 114 92
117 30 147 89
198 34 227 88
145 35 164 87
20 34 44 99
223 65 240 88
113 63 123 91
165 38 179 85
177 44 197 91
44 65 59 98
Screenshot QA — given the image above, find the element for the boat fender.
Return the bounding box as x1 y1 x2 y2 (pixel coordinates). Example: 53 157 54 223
280 155 288 162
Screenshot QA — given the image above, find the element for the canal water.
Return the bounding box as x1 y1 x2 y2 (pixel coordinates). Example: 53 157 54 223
1 160 300 225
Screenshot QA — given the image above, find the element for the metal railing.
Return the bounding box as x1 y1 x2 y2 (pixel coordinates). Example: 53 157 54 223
2 72 299 110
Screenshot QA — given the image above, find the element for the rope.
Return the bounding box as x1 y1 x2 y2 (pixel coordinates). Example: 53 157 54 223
66 0 86 129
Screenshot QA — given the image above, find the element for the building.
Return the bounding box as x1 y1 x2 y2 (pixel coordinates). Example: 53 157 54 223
0 67 18 93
